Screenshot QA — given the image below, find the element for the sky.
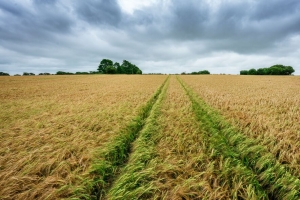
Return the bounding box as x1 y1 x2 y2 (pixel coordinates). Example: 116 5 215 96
0 0 300 75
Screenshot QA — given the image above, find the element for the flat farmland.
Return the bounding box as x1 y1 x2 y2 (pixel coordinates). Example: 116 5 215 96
181 75 300 175
1 75 300 200
0 75 167 199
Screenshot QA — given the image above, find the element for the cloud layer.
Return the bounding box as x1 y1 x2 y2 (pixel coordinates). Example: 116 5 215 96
1 0 300 74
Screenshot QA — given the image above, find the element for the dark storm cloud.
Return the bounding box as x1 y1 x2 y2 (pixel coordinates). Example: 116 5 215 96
75 0 122 26
250 0 300 20
0 0 74 61
0 1 73 43
168 1 209 39
0 0 300 75
123 0 300 53
217 0 300 53
210 0 300 39
0 1 24 16
34 0 58 5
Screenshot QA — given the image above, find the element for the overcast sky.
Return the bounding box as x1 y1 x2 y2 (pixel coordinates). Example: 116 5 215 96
1 0 300 75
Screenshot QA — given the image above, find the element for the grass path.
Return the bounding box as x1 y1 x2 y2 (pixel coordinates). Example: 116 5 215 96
151 76 271 199
148 77 268 199
71 77 169 199
106 76 170 199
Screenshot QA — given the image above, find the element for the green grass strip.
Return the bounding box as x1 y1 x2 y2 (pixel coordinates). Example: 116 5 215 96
70 76 169 200
175 78 267 199
177 76 300 200
107 76 169 200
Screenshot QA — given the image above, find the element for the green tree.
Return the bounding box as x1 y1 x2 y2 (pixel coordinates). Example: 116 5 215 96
199 70 210 74
121 60 132 74
56 71 73 75
136 69 142 74
97 59 142 74
38 73 51 75
285 66 295 75
106 66 117 74
240 64 295 75
270 64 295 75
240 70 248 75
98 59 113 73
23 72 29 76
269 66 281 75
263 68 270 75
56 71 65 75
248 68 257 75
23 72 35 76
256 68 265 75
115 62 125 74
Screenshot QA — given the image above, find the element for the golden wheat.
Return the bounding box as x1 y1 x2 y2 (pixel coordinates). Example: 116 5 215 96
150 76 270 199
180 75 300 175
0 75 166 200
1 74 298 199
151 77 233 199
107 77 266 199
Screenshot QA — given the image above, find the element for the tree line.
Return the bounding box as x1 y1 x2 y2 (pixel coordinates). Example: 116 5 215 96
56 59 143 75
56 71 100 75
0 72 51 76
181 70 210 75
98 59 142 74
0 72 9 76
1 64 296 76
240 65 295 75
0 71 98 76
0 59 143 76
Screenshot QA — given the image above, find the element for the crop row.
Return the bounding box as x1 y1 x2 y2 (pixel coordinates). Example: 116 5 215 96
178 76 300 199
98 76 300 199
1 75 298 199
181 75 300 176
0 75 167 199
73 76 169 199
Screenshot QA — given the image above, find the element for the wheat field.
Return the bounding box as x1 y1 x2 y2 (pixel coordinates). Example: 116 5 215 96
1 75 300 199
0 75 166 199
181 75 300 176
